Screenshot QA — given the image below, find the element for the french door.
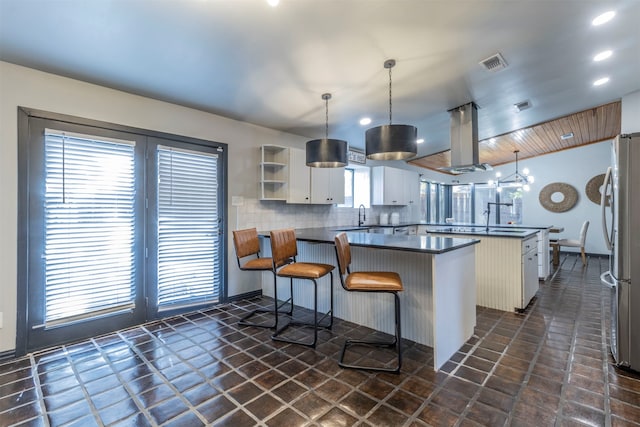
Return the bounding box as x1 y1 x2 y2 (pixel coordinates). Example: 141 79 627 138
19 111 226 353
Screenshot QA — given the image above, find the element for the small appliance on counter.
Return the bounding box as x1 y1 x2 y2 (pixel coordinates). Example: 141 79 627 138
390 212 400 225
379 213 389 225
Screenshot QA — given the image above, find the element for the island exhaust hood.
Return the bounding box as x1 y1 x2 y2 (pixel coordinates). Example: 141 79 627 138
438 102 492 174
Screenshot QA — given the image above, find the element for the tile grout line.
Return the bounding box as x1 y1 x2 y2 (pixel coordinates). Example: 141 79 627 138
88 335 160 427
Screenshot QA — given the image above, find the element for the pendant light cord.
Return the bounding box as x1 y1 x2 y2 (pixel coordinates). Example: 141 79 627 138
388 65 393 125
325 96 329 139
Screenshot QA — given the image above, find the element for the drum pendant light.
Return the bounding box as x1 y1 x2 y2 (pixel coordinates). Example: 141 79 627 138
306 93 348 167
365 59 418 160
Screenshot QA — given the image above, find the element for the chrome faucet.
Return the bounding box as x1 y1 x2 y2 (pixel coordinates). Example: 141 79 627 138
358 204 366 227
485 202 513 232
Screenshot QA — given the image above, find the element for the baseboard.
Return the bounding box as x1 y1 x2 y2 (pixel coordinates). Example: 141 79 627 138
0 349 17 362
228 289 263 302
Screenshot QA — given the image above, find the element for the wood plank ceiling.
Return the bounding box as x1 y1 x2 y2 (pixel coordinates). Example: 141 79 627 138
408 101 621 174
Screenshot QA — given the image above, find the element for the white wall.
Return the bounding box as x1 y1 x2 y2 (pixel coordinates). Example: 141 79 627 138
1 61 635 354
441 142 611 256
0 61 311 353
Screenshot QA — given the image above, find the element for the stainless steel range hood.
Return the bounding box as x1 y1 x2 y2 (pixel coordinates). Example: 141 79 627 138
438 102 492 174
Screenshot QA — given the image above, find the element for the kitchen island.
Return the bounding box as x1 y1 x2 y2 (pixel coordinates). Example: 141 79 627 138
258 228 479 371
426 226 540 312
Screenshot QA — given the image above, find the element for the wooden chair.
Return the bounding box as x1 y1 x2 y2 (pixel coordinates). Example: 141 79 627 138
551 220 590 266
333 232 403 373
232 228 291 328
270 228 334 348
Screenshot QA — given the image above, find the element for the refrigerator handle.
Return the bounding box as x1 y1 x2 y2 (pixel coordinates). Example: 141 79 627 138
601 166 613 251
600 271 615 289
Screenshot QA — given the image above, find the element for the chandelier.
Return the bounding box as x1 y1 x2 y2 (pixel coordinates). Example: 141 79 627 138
488 150 534 192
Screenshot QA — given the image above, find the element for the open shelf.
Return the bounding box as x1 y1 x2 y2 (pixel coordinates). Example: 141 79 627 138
260 145 289 200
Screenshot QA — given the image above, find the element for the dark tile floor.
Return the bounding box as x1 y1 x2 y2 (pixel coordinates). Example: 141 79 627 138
2 253 640 426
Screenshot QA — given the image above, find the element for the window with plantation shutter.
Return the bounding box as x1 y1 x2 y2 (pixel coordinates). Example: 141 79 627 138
157 146 220 308
43 129 136 326
19 109 226 354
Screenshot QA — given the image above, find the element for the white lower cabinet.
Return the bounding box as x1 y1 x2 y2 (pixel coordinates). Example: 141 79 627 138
437 233 539 311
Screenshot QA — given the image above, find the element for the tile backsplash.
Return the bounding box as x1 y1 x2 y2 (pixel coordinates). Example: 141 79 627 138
233 198 421 232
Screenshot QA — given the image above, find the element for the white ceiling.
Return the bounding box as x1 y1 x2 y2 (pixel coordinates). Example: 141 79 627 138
1 0 639 158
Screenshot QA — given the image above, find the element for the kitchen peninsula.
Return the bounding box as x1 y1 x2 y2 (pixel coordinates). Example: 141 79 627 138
258 228 479 371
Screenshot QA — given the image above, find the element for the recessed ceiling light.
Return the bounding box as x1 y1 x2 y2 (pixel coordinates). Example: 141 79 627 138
593 77 610 86
266 0 279 7
417 138 425 144
359 117 372 126
593 50 613 61
592 11 615 26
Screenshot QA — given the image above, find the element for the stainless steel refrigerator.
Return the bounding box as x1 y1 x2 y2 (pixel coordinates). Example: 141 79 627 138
601 132 640 370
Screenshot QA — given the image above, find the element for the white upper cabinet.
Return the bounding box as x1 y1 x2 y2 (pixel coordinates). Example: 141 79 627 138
287 148 344 204
371 166 419 206
311 167 345 204
287 148 311 203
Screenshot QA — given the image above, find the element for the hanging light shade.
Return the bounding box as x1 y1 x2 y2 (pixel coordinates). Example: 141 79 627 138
306 93 348 167
366 59 418 160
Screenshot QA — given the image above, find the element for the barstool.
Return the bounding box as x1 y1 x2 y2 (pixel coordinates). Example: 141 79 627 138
232 228 292 328
333 232 403 373
270 228 334 348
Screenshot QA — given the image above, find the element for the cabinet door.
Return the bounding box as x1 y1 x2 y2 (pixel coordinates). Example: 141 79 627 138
328 167 345 204
404 169 420 205
311 167 344 204
287 148 311 203
372 166 407 205
521 238 539 307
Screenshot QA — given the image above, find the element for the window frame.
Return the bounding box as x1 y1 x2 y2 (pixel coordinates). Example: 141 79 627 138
17 107 228 355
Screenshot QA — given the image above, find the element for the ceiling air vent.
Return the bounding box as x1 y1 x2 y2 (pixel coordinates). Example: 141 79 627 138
561 132 574 140
479 53 508 72
514 100 531 112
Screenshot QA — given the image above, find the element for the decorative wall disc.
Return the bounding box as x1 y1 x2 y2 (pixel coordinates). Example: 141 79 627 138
585 173 609 206
539 182 579 213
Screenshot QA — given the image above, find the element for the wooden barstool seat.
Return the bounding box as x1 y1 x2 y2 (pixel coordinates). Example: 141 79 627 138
270 228 334 348
232 228 292 328
334 232 403 373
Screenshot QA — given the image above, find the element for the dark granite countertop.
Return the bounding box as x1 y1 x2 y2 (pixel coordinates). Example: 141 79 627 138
258 227 479 255
424 226 539 239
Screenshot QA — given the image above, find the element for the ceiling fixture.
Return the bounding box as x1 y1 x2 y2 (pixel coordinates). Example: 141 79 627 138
592 11 615 26
365 59 418 160
561 132 574 140
438 102 492 174
359 117 372 126
593 77 610 86
489 150 534 192
479 52 508 72
266 0 279 7
593 50 612 61
513 100 532 113
417 138 425 144
306 93 348 168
